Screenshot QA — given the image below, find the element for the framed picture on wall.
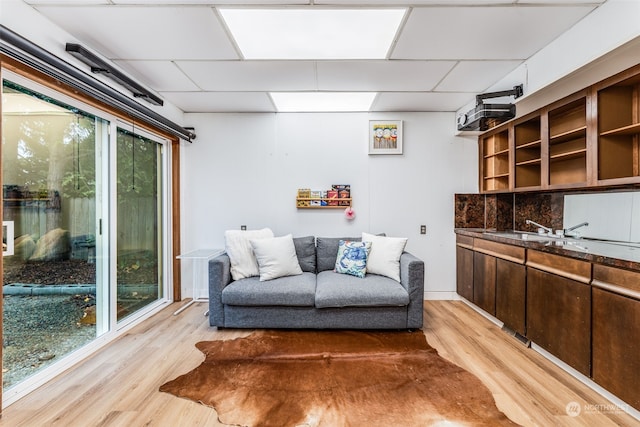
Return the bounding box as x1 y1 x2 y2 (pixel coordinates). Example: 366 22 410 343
369 120 403 155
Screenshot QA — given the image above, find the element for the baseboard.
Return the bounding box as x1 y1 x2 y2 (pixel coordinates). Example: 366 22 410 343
423 291 459 300
457 297 640 422
531 343 640 421
458 297 503 328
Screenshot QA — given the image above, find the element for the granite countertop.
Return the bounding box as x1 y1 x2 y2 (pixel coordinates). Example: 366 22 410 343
455 228 640 272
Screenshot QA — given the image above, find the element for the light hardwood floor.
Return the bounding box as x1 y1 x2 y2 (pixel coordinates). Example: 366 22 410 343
0 301 637 427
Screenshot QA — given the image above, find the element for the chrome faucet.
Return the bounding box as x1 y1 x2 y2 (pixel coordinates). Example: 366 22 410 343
525 219 553 235
563 221 589 238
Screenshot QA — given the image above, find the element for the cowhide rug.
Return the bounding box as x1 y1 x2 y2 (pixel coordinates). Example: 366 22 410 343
160 330 519 427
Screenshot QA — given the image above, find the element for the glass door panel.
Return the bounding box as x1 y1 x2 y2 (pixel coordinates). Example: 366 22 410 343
2 80 107 389
116 127 163 321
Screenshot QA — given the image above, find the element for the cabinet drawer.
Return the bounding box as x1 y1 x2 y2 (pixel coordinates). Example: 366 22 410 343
526 250 591 283
592 264 640 301
474 239 525 264
456 234 474 249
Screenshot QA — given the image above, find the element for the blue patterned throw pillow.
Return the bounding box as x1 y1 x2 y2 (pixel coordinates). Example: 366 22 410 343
334 240 372 278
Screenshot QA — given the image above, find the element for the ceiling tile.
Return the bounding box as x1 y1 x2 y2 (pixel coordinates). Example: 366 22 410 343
436 60 523 92
372 92 476 112
176 61 317 91
392 5 596 60
113 60 200 92
22 1 607 113
35 5 239 60
316 61 456 91
160 91 275 113
315 0 511 4
112 0 309 3
25 0 109 4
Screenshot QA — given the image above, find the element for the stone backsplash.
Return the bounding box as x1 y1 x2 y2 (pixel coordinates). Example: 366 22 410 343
455 192 564 232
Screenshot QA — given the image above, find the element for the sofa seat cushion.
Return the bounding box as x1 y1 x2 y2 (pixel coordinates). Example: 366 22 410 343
315 271 410 308
222 272 316 307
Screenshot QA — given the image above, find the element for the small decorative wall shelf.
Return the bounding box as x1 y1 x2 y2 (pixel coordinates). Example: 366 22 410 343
296 186 351 209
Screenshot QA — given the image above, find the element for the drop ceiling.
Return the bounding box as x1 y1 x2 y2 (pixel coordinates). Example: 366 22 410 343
24 0 605 113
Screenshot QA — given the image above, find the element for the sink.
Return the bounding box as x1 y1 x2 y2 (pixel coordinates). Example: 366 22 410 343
482 232 556 242
481 231 640 262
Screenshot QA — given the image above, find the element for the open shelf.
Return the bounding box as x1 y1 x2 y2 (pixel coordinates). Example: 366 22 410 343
550 148 587 161
549 156 587 186
598 74 640 182
514 116 542 189
480 129 510 192
516 140 542 149
296 197 352 209
547 98 587 186
549 98 586 137
600 123 640 137
483 176 509 192
484 148 509 158
483 153 509 178
515 163 542 188
516 158 542 166
598 135 639 181
550 126 587 144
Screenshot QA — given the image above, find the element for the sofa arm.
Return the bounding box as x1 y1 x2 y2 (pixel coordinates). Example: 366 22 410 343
399 252 425 329
208 254 231 327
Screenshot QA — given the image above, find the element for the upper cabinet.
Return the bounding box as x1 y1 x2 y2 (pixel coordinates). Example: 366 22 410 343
596 71 640 184
480 129 510 192
514 116 542 190
548 96 588 188
478 64 640 193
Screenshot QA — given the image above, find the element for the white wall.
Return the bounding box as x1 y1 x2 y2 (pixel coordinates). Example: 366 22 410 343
180 112 478 299
1 0 185 126
467 0 640 120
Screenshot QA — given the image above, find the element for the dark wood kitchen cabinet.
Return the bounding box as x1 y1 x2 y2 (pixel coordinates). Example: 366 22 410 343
495 258 526 336
455 231 640 412
456 235 474 302
473 251 496 315
478 63 640 193
591 265 640 411
472 239 526 320
526 250 592 376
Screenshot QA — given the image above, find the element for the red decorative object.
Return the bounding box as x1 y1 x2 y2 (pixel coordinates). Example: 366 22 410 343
344 207 356 220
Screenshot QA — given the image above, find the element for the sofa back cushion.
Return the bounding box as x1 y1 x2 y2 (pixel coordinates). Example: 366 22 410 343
293 236 316 273
316 236 361 272
225 228 274 280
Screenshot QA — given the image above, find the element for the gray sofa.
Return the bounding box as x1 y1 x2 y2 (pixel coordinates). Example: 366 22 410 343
208 236 424 329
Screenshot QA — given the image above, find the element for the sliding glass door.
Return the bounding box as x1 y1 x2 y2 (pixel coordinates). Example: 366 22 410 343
2 80 108 389
115 126 164 321
1 73 171 398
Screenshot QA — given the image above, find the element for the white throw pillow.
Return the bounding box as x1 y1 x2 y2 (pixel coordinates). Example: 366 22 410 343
250 234 303 281
225 228 274 280
362 232 408 282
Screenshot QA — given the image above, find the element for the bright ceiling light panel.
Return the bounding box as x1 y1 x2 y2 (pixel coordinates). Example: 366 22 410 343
219 8 406 60
270 92 377 112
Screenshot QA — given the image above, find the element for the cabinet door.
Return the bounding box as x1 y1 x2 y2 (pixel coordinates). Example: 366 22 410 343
592 288 640 411
526 268 591 376
456 246 474 301
495 259 526 336
473 252 496 315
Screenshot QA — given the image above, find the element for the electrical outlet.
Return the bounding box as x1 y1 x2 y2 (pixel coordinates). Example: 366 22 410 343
420 225 427 234
241 225 247 230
